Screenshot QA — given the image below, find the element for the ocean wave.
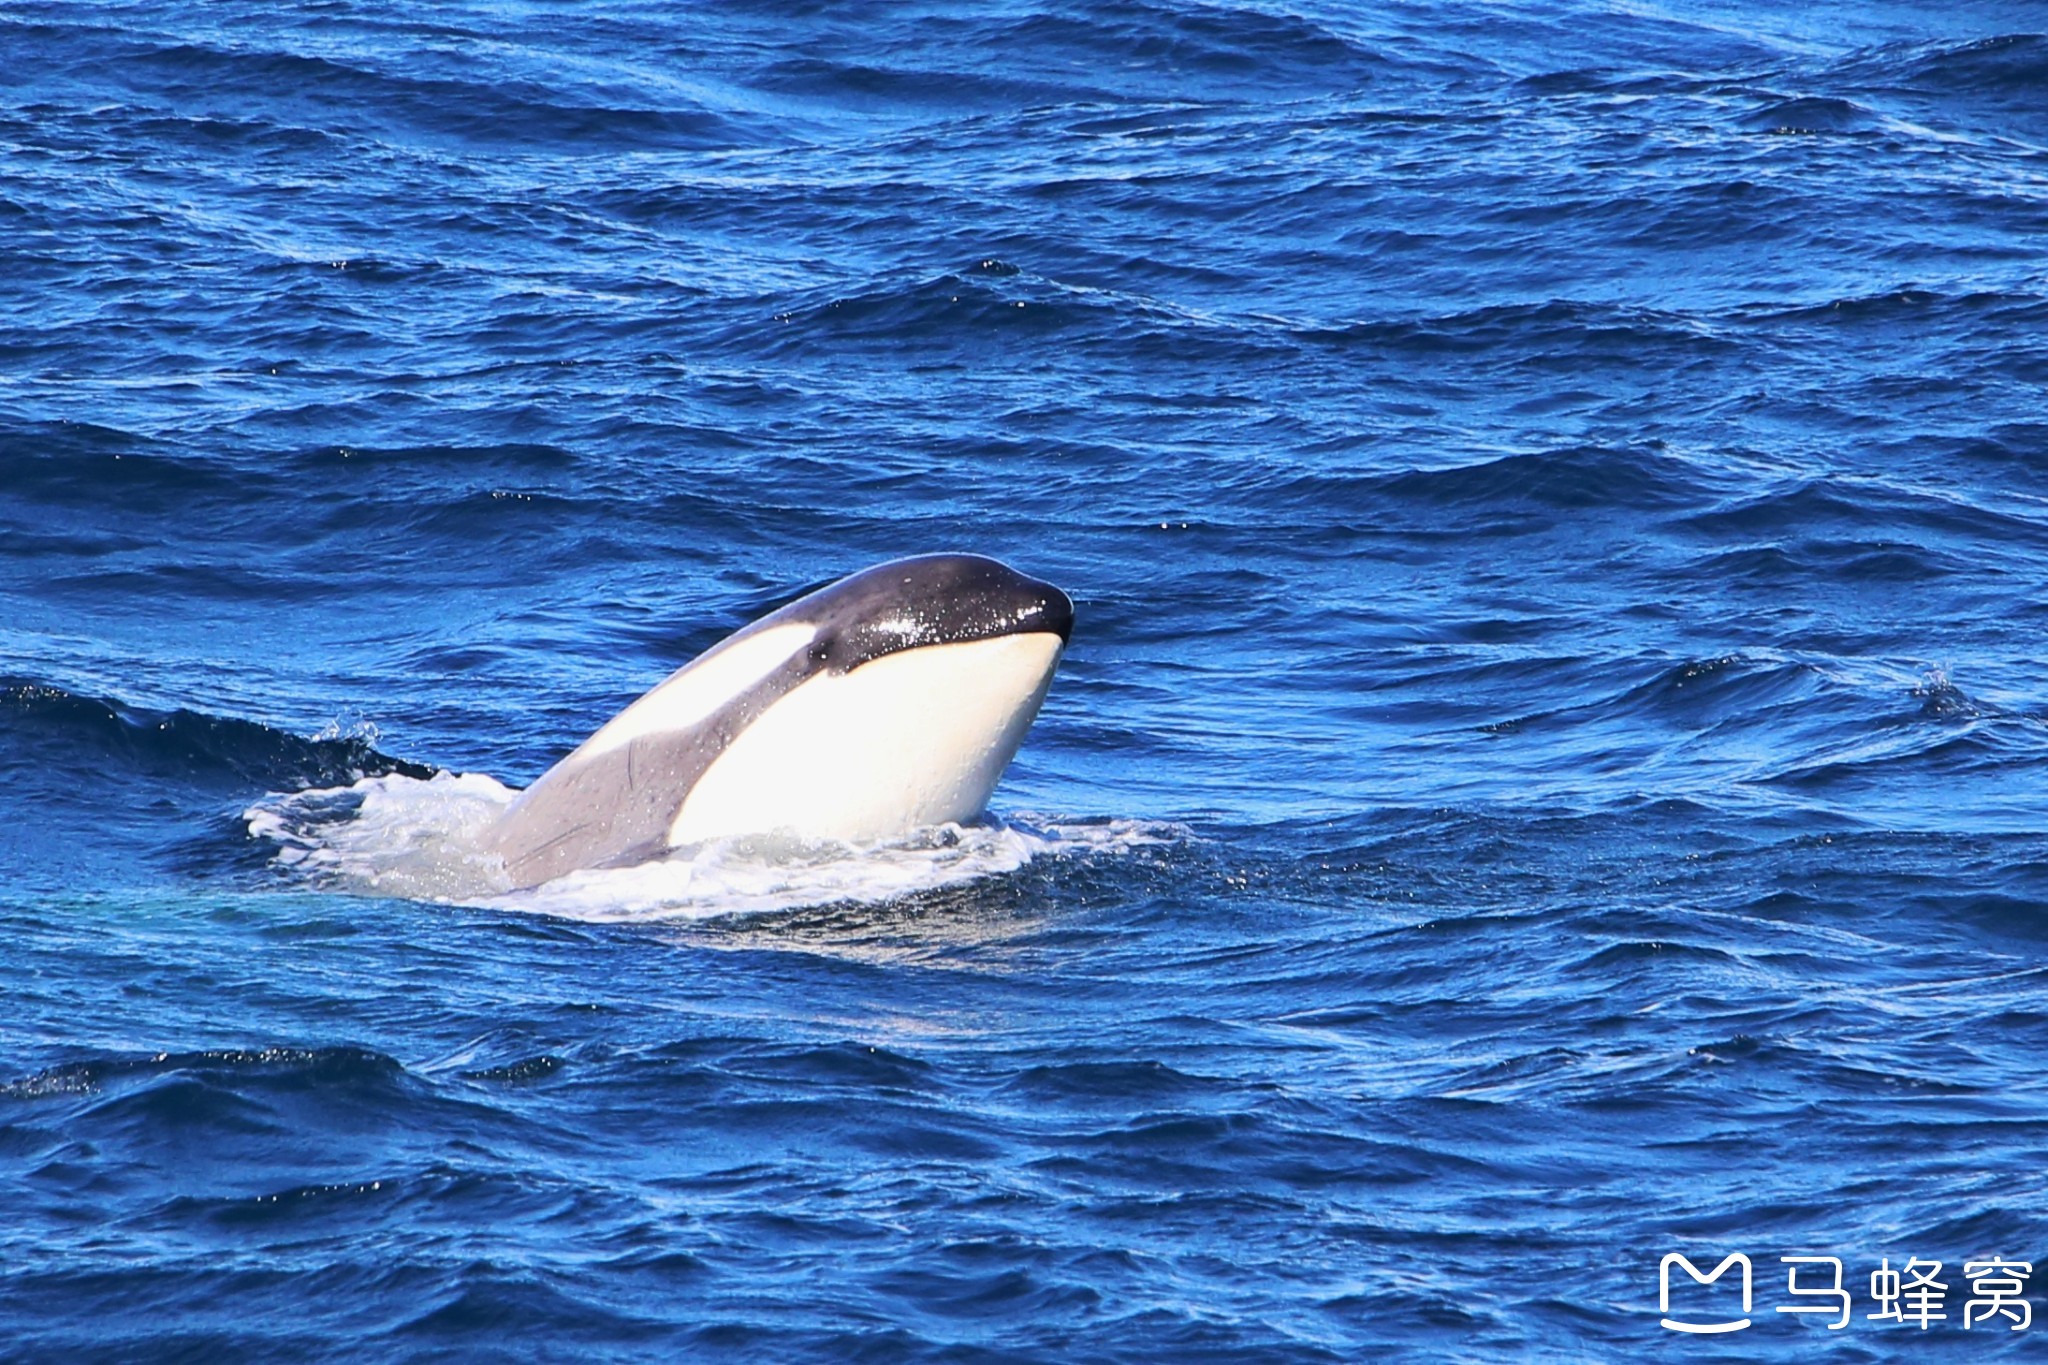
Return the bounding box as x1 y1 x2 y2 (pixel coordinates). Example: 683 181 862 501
748 0 1389 109
1677 474 2048 547
0 677 431 790
1738 94 1875 135
114 38 760 151
1294 298 1740 363
1364 443 1713 512
1883 32 2048 99
1739 285 2048 327
722 263 1289 368
0 1046 403 1103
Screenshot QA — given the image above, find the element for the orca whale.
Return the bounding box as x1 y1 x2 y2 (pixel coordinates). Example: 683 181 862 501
481 554 1073 890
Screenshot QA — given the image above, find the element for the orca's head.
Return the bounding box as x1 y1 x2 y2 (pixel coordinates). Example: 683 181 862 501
663 554 1075 847
785 553 1074 673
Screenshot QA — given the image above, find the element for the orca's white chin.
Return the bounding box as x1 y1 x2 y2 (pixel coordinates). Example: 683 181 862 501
667 631 1064 848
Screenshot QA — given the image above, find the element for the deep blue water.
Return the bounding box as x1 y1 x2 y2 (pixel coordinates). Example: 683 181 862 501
8 0 2048 1357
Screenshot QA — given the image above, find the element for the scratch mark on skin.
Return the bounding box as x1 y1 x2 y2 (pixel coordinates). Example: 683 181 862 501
509 822 593 874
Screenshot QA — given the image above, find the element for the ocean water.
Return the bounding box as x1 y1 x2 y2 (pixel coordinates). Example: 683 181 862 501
6 0 2048 1357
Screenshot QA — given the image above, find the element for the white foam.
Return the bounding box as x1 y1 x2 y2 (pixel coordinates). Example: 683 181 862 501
246 772 1176 922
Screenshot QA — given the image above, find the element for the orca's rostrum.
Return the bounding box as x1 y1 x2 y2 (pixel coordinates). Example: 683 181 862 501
482 554 1074 889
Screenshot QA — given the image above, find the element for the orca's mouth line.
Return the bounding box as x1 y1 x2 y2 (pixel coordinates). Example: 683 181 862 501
836 623 1069 678
796 561 1073 676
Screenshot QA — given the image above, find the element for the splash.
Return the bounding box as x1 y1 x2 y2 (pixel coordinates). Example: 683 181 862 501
246 772 1174 922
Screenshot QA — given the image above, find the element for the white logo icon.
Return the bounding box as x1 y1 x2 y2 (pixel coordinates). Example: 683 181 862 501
1660 1253 1752 1334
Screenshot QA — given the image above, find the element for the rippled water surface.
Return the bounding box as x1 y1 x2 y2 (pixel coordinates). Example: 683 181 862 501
8 1 2048 1358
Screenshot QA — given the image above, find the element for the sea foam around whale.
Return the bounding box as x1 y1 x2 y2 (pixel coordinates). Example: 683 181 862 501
247 773 1178 921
